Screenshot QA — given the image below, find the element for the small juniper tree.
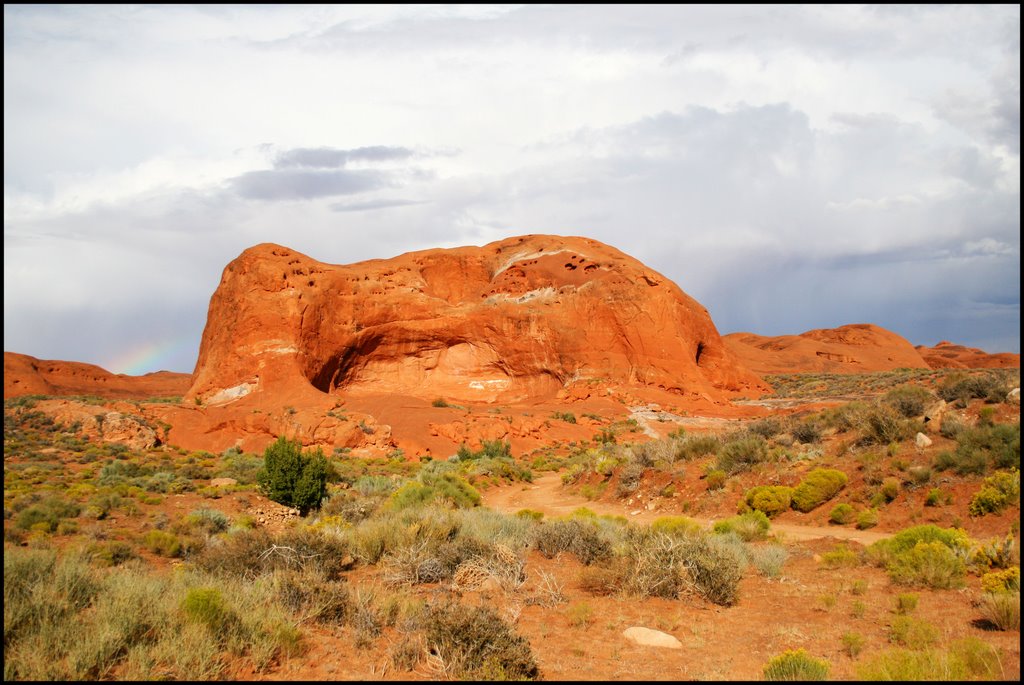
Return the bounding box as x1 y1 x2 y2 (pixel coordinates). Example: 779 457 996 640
257 436 328 514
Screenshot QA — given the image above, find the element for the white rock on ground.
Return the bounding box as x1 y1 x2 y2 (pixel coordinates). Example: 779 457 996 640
622 626 682 649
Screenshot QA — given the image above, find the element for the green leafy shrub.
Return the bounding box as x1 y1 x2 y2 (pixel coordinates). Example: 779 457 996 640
937 423 1020 474
939 371 1012 406
791 469 848 512
830 503 855 524
705 469 727 490
968 469 1020 516
739 485 793 517
842 632 866 657
894 593 918 614
675 435 720 461
879 477 900 503
888 616 939 649
185 508 231 535
980 566 1020 594
856 508 879 529
651 515 702 537
856 638 1001 680
712 510 770 541
887 541 966 588
256 436 329 514
143 529 182 557
763 649 830 681
924 488 951 507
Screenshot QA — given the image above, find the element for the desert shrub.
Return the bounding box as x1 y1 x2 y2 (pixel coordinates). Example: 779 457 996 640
762 649 830 681
856 638 1001 681
938 423 1020 475
712 510 770 541
739 485 793 518
790 420 822 444
273 569 351 624
980 566 1020 594
968 469 1020 516
614 461 645 497
887 541 966 589
535 518 612 565
860 404 913 445
791 469 848 512
14 496 81 533
352 475 397 496
830 503 855 525
676 533 746 606
748 417 783 439
716 435 768 474
879 477 900 503
884 385 934 418
144 530 183 558
970 533 1016 571
551 411 576 424
856 508 879 529
185 508 231 535
869 524 971 563
924 488 951 507
939 371 1012 406
651 515 702 537
675 435 720 461
181 587 240 641
979 591 1020 630
817 543 858 570
422 602 539 680
256 436 329 515
894 592 918 614
515 509 544 521
889 616 938 649
389 473 480 511
576 564 624 596
196 526 350 579
456 439 513 461
842 632 866 657
705 469 727 490
749 544 789 578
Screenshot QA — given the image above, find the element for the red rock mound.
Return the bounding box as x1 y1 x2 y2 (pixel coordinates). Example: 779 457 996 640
187 235 767 408
4 352 191 400
722 324 931 375
915 341 1020 369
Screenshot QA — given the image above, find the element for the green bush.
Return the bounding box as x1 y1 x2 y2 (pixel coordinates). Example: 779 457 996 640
894 592 918 614
939 371 1012 406
739 485 793 517
884 385 934 418
968 469 1020 516
716 435 768 474
924 488 951 507
887 541 966 589
763 649 830 681
535 518 612 565
937 423 1020 475
651 516 702 537
791 469 848 512
791 420 822 444
980 566 1020 594
860 404 913 445
889 616 938 649
677 533 747 606
256 436 329 515
748 417 783 439
675 435 720 461
856 509 879 530
856 638 1002 680
144 530 183 558
712 510 770 541
879 477 900 503
705 469 727 490
829 503 855 525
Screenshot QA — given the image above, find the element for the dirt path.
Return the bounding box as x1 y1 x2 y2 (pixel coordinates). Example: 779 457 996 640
483 473 890 545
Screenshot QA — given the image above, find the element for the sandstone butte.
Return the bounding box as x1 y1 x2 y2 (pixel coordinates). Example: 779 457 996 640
723 324 936 375
4 351 190 400
915 341 1021 370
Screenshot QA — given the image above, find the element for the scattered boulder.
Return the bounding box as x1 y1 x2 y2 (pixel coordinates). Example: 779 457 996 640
623 626 682 649
915 432 933 450
1008 388 1020 406
922 399 947 433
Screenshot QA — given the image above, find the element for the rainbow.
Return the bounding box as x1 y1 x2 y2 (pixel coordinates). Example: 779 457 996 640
104 335 198 376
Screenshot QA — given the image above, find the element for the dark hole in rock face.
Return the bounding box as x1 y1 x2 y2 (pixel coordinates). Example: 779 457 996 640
696 341 706 365
564 263 578 271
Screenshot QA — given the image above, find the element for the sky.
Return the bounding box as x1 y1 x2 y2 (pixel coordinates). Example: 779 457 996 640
4 4 1020 375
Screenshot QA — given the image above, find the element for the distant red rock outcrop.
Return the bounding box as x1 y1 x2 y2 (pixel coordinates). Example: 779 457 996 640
722 324 932 375
915 341 1020 369
187 235 768 408
4 352 191 400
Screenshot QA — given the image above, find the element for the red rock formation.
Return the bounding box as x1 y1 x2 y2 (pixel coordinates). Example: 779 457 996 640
722 324 931 375
186 235 768 410
4 352 191 400
915 341 1020 369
